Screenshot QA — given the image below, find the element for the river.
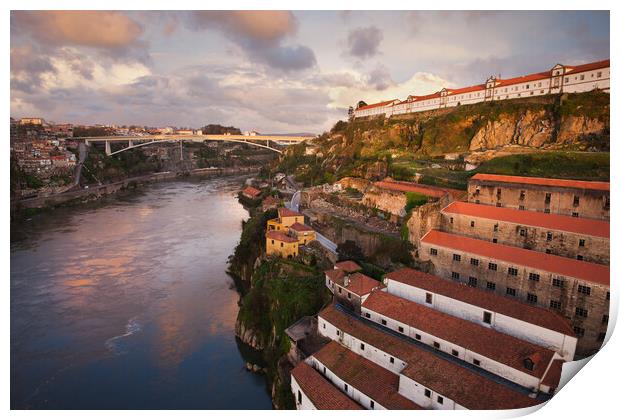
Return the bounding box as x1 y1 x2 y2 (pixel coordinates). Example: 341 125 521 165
10 176 273 409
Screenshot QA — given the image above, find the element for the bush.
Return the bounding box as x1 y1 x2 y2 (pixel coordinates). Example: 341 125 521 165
405 192 428 212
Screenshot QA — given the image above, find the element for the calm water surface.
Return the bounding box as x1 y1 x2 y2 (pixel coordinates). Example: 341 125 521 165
11 176 272 409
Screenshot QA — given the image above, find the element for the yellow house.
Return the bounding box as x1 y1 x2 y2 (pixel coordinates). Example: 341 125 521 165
266 231 299 258
289 222 316 245
267 208 305 232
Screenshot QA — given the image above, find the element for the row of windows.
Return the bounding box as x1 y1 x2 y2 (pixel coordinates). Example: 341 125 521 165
573 326 607 342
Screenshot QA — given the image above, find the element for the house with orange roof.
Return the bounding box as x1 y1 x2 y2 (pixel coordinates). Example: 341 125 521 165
267 207 305 232
266 230 299 259
325 263 385 311
441 201 609 264
468 173 610 220
420 229 608 357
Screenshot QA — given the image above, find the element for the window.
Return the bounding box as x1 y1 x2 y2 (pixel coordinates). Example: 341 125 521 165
271 239 274 245
597 71 602 78
529 273 540 282
492 238 498 243
365 312 371 319
424 389 431 398
360 343 365 350
336 330 340 336
577 255 583 261
508 267 518 276
488 262 498 271
437 396 444 405
578 285 591 295
579 239 586 247
506 287 516 296
572 212 579 218
527 293 538 304
370 401 375 409
546 232 553 241
347 292 351 299
473 359 481 366
486 282 496 291
496 203 502 208
550 300 561 310
450 217 454 224
580 74 585 81
483 311 492 324
425 293 433 304
519 205 525 211
552 278 565 288
381 319 387 326
430 248 438 256
280 243 284 248
470 221 475 227
453 254 461 262
415 334 421 340
390 357 394 364
323 323 326 329
575 307 588 318
493 224 498 232
470 258 479 266
573 196 580 207
519 229 527 237
574 326 585 337
607 291 610 300
602 314 609 325
297 390 302 404
433 342 440 349
544 208 550 214
344 384 348 392
496 188 501 197
520 190 526 200
546 249 552 254
452 272 460 280
452 350 459 357
338 287 342 293
398 326 404 333
545 193 551 203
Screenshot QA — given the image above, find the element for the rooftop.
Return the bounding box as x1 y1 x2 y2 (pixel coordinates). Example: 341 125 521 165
278 207 303 218
290 362 363 410
470 173 610 192
356 99 398 111
421 229 609 286
289 222 314 232
345 272 385 297
385 267 576 336
362 290 556 379
318 305 539 410
242 186 261 197
374 180 450 198
312 341 421 410
443 201 610 238
325 268 346 285
266 230 298 243
334 260 362 273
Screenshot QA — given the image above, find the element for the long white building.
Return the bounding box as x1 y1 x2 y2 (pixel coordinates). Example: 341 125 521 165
353 59 610 118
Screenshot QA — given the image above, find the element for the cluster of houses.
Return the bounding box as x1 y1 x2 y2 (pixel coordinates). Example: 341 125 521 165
288 173 609 410
352 59 610 119
265 208 317 259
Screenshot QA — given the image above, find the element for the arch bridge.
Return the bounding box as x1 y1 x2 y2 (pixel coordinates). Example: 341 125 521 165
76 134 314 156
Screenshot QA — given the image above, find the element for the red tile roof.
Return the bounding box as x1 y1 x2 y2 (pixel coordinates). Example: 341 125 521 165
385 267 576 336
446 84 486 96
345 272 384 297
312 341 421 410
289 222 314 232
362 290 555 378
443 201 610 238
290 362 363 410
266 231 298 243
318 305 539 410
278 207 303 218
356 99 398 111
470 173 610 192
541 359 563 390
422 229 609 286
495 71 550 88
565 59 610 74
242 186 261 198
325 268 346 285
412 92 441 102
374 180 451 198
334 260 362 273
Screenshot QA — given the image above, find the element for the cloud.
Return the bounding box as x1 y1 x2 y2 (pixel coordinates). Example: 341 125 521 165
368 66 394 91
185 11 316 71
11 11 144 52
346 26 383 59
10 45 55 92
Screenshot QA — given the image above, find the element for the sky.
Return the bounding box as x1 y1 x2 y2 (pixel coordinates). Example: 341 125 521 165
10 10 610 134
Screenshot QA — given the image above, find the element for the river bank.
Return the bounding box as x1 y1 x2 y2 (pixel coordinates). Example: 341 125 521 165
11 165 261 217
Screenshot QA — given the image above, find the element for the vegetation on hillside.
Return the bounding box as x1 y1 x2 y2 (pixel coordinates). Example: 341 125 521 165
81 147 162 184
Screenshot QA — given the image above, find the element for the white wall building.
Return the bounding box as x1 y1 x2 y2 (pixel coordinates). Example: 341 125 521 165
353 59 610 119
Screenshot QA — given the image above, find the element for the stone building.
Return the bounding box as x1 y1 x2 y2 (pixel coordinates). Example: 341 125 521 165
289 222 317 245
420 229 609 356
441 201 609 264
467 174 610 220
290 362 363 410
325 265 384 312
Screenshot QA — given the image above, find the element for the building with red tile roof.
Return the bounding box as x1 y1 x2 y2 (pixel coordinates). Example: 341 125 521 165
310 341 422 410
362 290 559 390
374 180 457 199
383 267 577 359
325 268 384 312
317 305 540 410
290 362 363 410
469 173 610 192
241 186 261 199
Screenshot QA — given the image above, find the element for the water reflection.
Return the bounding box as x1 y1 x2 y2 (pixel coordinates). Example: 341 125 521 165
11 176 272 409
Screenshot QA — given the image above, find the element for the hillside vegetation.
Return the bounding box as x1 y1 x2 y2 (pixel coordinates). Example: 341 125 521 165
275 91 610 188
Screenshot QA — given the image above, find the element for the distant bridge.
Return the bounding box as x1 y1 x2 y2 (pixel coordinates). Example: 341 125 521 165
76 134 314 156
